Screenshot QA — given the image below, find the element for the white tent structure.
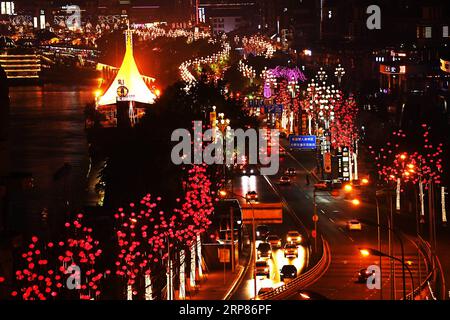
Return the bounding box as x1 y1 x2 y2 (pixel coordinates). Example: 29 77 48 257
97 28 156 107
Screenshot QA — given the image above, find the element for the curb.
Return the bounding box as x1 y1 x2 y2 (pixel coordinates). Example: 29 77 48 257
222 242 253 300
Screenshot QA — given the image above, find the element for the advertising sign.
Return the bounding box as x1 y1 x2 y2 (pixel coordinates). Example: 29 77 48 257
324 152 332 173
342 146 350 181
379 64 406 75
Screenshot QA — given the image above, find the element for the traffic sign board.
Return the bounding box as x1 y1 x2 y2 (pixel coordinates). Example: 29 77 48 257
218 248 230 263
264 104 283 114
289 135 317 149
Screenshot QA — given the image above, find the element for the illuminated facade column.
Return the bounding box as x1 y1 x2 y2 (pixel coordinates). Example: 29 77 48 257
197 234 203 278
145 273 153 300
308 115 312 135
190 243 196 287
396 178 401 211
353 140 359 181
353 152 358 181
289 111 294 134
348 151 353 181
166 259 174 300
179 250 186 300
419 181 425 221
442 186 447 224
127 284 133 300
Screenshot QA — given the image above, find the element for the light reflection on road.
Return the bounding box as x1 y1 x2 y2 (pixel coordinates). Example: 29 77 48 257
244 241 306 298
241 175 257 197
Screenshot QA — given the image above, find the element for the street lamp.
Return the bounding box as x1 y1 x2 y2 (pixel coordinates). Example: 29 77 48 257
219 189 258 299
344 184 353 193
359 247 415 300
359 214 408 301
334 64 345 86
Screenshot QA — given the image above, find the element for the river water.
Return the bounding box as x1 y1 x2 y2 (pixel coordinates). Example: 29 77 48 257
7 84 93 236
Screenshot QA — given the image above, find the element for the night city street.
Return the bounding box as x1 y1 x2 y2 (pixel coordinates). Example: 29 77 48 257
0 0 449 317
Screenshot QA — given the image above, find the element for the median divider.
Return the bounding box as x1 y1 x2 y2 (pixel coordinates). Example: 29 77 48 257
257 238 331 300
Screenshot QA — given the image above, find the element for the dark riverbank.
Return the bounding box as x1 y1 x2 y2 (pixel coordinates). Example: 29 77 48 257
6 84 93 236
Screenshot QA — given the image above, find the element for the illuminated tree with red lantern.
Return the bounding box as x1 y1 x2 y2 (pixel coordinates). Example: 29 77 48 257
12 214 107 300
330 94 358 152
370 126 443 187
369 125 444 214
275 80 301 114
273 80 301 134
370 129 408 184
114 164 214 299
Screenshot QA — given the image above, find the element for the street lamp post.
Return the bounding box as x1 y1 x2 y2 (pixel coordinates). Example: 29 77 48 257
313 184 360 255
375 195 383 300
360 215 407 300
334 64 345 86
220 190 257 299
360 248 415 300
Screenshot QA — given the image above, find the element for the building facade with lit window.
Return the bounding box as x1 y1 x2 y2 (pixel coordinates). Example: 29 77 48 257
199 0 257 34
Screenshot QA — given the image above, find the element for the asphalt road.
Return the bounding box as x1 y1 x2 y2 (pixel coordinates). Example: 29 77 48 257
229 173 308 300
231 142 425 300
282 146 425 300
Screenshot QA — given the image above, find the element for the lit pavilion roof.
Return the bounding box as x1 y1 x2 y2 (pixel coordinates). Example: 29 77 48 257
97 28 156 106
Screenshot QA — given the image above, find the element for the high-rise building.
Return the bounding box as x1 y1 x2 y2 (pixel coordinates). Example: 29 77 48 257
199 0 258 33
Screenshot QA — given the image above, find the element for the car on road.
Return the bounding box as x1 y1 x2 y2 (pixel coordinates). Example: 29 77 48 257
357 268 375 283
331 179 343 189
255 260 270 277
257 242 272 259
347 219 362 231
241 165 259 176
285 167 296 176
286 231 302 245
280 265 297 282
257 287 273 296
283 243 298 258
279 175 291 185
245 191 258 202
256 225 270 240
266 234 282 249
314 180 332 190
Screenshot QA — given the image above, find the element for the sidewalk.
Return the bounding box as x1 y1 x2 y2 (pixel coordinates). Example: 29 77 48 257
187 265 245 300
186 240 251 300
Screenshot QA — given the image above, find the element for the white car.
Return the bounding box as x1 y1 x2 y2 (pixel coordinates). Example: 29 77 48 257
347 219 362 231
286 231 302 245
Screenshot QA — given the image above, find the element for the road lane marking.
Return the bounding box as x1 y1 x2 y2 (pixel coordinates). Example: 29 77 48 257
337 227 355 242
284 148 319 182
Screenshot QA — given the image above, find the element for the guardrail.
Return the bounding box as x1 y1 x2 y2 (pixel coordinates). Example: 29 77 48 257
406 236 436 300
257 239 331 300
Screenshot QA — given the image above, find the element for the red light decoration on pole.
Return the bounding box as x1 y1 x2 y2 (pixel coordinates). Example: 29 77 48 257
114 164 214 298
12 214 107 300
